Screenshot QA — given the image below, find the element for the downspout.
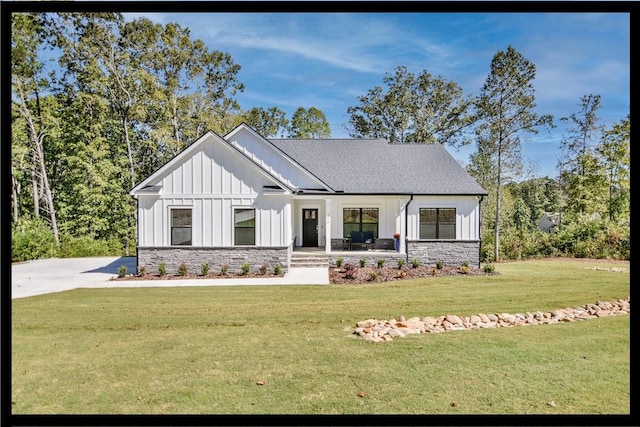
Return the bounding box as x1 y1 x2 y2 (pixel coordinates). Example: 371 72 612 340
405 194 413 263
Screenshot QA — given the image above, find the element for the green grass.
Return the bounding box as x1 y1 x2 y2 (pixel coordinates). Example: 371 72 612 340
11 258 629 414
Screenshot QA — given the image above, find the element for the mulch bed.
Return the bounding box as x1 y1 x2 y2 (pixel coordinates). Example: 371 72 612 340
329 265 492 285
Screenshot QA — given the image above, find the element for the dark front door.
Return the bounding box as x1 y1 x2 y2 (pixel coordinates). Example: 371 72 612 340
302 209 318 247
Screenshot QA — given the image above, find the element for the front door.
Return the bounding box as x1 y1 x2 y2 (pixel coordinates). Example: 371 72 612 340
302 209 318 247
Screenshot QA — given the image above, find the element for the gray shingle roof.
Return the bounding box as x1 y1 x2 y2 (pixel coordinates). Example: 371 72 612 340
268 138 487 195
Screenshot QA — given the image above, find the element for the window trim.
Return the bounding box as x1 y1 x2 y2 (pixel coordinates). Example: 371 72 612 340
234 208 256 246
419 207 456 240
170 207 192 246
343 207 379 239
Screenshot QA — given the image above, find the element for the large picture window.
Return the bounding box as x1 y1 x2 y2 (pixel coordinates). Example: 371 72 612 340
343 208 378 238
420 208 456 239
234 208 255 245
171 208 192 245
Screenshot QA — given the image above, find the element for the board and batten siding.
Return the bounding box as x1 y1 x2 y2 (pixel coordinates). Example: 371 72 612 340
406 195 481 240
136 135 290 247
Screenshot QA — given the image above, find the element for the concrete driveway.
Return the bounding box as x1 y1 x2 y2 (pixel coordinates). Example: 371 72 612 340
12 256 329 299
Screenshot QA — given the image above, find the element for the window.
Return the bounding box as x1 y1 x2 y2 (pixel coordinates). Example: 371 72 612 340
420 208 456 239
171 208 192 245
234 208 255 245
343 208 378 238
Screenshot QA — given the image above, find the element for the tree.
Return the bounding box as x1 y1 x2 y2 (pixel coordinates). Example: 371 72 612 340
474 45 554 262
596 116 630 222
288 107 331 138
346 65 476 145
242 106 289 137
11 13 61 246
557 94 607 217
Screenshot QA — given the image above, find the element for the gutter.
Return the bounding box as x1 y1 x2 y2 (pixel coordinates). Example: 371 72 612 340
405 194 413 262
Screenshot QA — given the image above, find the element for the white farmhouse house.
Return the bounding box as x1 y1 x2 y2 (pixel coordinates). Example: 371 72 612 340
130 123 488 275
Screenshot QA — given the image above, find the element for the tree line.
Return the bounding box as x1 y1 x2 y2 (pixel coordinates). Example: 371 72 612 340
11 12 629 262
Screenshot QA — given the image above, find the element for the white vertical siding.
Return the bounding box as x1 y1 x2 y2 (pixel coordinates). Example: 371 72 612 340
137 135 290 247
407 195 480 240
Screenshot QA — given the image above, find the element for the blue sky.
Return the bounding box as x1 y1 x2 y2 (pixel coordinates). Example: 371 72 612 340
121 10 630 179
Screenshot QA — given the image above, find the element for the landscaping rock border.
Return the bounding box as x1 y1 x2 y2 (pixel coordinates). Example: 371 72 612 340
353 297 630 342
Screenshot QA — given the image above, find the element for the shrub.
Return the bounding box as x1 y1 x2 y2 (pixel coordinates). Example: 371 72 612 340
483 263 496 274
58 235 121 258
177 263 188 276
118 265 127 278
158 263 166 276
411 257 420 268
344 263 357 279
242 262 251 275
397 258 406 269
461 261 469 268
260 263 268 275
11 218 58 262
377 259 385 268
274 264 282 275
201 262 210 276
435 260 443 270
336 257 344 268
137 265 147 276
221 264 229 275
359 257 367 267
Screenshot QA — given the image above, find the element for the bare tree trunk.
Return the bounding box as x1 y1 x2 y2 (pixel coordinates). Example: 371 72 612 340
15 78 60 246
31 165 39 219
12 174 20 223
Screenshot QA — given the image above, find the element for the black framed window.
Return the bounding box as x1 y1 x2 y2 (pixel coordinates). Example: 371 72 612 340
343 208 378 238
234 208 255 245
420 208 456 239
171 208 192 245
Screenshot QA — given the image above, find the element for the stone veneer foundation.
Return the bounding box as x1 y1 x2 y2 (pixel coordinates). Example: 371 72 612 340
137 246 291 276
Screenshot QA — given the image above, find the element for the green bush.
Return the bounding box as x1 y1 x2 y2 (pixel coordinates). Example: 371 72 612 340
483 263 496 274
11 218 58 262
336 257 344 268
158 263 166 276
201 263 210 276
435 260 443 269
242 262 251 275
274 264 282 275
118 265 128 278
58 235 121 258
411 258 420 268
377 259 385 268
359 257 367 267
397 258 406 269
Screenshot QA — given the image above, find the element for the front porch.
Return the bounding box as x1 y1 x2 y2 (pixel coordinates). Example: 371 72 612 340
293 246 405 268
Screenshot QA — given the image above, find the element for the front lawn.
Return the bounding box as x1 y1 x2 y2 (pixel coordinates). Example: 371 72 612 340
11 258 629 415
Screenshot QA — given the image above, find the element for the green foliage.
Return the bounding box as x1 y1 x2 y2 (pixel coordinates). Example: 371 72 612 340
359 257 367 267
435 260 443 269
11 218 58 262
377 259 385 268
241 262 251 275
411 257 420 268
158 263 166 276
58 235 122 258
177 263 188 276
242 106 289 137
397 258 406 269
483 263 496 274
346 65 475 145
201 263 210 276
118 265 128 278
288 106 331 138
461 261 469 268
273 264 282 276
336 257 344 268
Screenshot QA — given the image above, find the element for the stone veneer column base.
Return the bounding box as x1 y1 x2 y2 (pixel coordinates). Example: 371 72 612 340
137 246 290 276
407 240 480 268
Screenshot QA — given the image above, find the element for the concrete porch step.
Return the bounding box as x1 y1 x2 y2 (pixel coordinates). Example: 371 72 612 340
290 253 329 268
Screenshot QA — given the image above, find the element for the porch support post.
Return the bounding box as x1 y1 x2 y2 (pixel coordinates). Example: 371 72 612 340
325 198 332 253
